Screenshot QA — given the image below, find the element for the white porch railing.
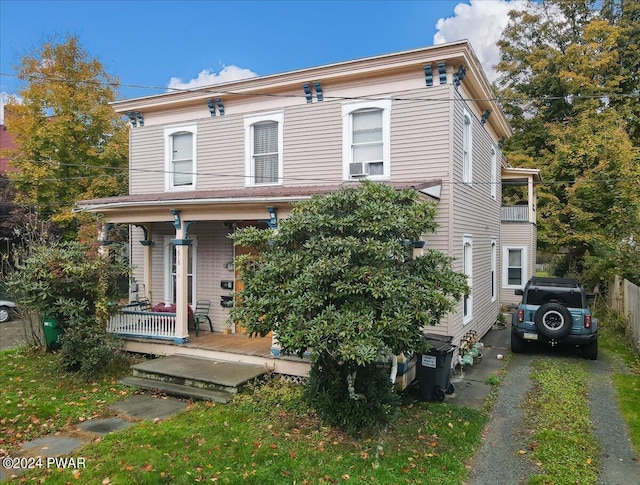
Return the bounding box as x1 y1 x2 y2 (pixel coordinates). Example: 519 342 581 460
501 205 529 222
107 310 176 340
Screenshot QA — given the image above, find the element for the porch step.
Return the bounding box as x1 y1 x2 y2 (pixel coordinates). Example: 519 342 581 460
120 376 233 403
122 355 267 401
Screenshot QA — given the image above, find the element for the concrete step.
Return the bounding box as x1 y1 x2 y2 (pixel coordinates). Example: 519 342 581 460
120 376 233 403
128 355 267 395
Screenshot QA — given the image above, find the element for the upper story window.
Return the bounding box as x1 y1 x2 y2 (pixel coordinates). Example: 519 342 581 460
165 124 197 191
463 110 473 185
491 146 497 199
342 100 391 180
244 112 284 186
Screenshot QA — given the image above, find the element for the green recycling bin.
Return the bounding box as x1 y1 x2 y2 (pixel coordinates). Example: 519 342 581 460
43 317 63 350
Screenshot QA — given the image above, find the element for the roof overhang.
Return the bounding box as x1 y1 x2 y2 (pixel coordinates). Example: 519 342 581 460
502 167 542 184
75 180 442 223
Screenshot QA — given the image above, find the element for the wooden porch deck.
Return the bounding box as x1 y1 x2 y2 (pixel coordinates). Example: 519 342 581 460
184 331 273 357
118 330 310 378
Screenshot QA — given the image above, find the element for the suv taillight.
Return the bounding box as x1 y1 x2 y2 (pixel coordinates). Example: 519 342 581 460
518 309 524 323
584 315 591 328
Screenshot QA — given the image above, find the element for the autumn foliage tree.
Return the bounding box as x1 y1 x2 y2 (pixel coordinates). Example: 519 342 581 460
496 0 640 286
230 182 467 432
4 35 128 238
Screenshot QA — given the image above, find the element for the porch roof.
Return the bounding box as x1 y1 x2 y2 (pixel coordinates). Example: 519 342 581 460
75 180 442 215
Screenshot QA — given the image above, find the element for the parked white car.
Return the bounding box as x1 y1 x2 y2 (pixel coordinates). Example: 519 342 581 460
0 284 17 323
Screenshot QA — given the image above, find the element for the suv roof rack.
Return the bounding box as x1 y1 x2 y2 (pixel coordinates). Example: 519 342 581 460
528 277 582 288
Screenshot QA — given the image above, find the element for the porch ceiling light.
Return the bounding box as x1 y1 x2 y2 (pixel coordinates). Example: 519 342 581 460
481 110 491 125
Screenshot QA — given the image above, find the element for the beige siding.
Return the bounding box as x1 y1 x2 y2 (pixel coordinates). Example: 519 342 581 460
500 222 536 307
129 126 165 194
448 96 502 344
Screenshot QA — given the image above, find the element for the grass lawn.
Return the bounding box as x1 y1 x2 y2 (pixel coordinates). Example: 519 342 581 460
0 348 133 452
2 349 487 484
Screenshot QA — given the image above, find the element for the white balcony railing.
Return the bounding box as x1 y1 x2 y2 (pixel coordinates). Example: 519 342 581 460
501 206 529 222
107 310 176 340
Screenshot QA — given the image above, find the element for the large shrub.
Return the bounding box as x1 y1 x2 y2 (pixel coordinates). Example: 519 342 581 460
6 240 129 375
231 181 467 432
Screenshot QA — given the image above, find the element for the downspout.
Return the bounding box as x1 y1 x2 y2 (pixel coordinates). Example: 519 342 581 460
389 355 398 384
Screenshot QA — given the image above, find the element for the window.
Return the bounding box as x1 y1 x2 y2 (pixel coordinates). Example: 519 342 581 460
491 147 497 199
164 236 197 307
165 124 197 190
463 235 473 323
342 100 391 180
491 239 497 301
244 112 284 186
503 246 527 289
463 110 472 185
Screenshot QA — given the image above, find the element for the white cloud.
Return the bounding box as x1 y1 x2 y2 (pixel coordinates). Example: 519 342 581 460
434 0 529 83
167 65 258 92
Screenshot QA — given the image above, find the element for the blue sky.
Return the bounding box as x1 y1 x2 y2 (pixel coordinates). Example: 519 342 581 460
0 0 526 107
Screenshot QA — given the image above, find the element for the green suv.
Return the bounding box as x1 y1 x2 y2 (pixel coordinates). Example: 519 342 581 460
511 277 598 360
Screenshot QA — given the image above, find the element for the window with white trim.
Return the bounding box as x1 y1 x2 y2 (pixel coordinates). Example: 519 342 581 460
463 110 472 185
491 146 497 199
503 246 527 289
164 236 197 307
244 112 284 186
463 235 473 323
165 124 197 190
342 99 391 180
491 239 497 301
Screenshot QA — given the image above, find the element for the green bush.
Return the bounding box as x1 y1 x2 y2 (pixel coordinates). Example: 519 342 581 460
231 182 466 432
306 354 400 434
59 316 124 375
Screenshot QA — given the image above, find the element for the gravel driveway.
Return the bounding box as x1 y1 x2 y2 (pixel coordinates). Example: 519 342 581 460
467 344 640 485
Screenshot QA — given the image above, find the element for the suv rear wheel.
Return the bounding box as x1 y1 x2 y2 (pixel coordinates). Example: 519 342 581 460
534 303 572 339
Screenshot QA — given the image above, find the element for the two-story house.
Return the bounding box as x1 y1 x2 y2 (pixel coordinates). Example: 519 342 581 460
76 40 539 380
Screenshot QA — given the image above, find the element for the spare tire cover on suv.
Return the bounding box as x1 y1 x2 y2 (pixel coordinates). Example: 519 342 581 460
534 303 573 338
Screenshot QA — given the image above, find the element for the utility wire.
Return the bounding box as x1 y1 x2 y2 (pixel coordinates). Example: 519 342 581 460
1 71 638 104
5 160 638 187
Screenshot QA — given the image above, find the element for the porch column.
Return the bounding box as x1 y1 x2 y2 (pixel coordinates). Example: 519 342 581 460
528 176 535 224
170 210 191 344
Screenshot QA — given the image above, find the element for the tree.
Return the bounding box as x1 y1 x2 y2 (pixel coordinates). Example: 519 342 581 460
230 182 467 431
495 0 640 284
4 35 128 238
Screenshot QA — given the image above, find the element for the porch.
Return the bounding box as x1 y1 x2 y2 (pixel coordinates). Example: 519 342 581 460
108 309 311 378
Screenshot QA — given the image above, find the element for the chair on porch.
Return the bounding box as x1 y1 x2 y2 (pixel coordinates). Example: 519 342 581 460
192 299 213 336
136 297 152 312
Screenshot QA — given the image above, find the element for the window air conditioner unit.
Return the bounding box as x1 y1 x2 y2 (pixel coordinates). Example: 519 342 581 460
349 162 366 177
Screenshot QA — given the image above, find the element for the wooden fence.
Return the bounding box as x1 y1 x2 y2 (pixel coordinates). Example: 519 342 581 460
608 276 640 354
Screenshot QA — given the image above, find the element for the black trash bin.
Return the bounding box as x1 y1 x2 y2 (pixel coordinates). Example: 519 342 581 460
417 333 457 402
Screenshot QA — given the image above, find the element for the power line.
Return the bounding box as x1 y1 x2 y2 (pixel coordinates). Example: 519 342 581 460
5 160 638 187
1 71 638 105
